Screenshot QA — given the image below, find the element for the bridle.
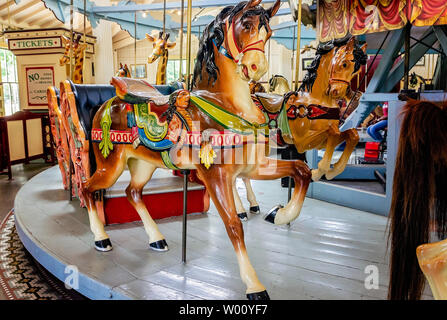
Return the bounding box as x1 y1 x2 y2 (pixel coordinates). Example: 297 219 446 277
214 17 266 64
327 50 352 89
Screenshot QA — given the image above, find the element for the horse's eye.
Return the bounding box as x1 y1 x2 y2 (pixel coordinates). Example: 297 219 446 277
243 23 251 30
343 63 347 68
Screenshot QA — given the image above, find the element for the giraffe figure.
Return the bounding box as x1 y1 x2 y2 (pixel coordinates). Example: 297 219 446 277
146 31 176 85
116 63 131 78
60 33 87 84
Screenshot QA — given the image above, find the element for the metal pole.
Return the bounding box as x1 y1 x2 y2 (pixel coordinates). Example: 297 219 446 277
182 170 190 263
403 23 411 90
293 0 303 91
70 0 74 81
179 0 184 80
83 0 86 45
134 12 137 76
163 0 167 34
186 0 193 90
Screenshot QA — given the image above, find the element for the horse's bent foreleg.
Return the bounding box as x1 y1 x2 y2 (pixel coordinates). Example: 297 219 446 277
83 157 126 251
312 128 340 182
325 128 359 180
233 182 248 221
242 178 260 214
126 158 168 251
417 238 447 300
243 158 311 225
198 166 268 299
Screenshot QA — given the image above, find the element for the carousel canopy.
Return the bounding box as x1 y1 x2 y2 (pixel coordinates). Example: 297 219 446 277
2 0 317 50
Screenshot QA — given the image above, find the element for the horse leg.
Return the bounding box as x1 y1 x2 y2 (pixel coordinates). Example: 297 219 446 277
243 157 311 225
126 158 168 251
325 128 359 180
242 178 260 214
233 182 248 221
417 238 447 299
311 129 341 182
198 167 268 299
83 159 125 252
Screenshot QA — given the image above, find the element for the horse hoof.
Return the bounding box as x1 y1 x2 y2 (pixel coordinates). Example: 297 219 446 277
264 205 282 224
150 239 169 252
247 290 270 300
249 206 260 214
95 239 113 252
238 212 248 221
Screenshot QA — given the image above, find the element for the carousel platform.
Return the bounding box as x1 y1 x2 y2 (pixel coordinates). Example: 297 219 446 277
14 166 433 300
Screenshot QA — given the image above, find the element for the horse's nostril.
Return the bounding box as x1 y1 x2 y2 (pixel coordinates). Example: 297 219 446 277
251 64 257 71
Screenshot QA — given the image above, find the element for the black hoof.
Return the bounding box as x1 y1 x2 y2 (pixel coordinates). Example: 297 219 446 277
238 212 248 221
149 239 169 252
264 205 282 224
249 206 260 214
95 239 113 252
247 290 270 300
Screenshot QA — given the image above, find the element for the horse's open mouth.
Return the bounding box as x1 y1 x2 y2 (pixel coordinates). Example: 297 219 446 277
242 65 249 80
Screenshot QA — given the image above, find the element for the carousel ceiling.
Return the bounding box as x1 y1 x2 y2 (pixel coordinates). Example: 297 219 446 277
0 0 317 50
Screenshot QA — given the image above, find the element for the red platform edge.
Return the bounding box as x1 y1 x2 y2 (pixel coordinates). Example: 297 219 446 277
104 189 209 225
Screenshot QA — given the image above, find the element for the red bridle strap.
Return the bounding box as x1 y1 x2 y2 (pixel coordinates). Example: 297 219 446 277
225 19 265 63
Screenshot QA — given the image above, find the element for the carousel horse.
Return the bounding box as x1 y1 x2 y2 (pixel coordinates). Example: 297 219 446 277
146 31 176 85
60 33 87 84
234 37 367 221
116 63 131 78
81 0 309 300
388 100 447 300
268 74 290 95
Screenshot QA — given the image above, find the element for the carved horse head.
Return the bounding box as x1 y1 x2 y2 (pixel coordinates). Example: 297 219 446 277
326 37 367 100
146 31 176 64
193 0 281 86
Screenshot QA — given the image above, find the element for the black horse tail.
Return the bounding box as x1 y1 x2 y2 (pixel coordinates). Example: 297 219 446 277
388 99 447 300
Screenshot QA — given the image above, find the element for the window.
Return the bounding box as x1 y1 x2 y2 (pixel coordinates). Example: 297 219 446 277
0 49 19 115
166 59 187 83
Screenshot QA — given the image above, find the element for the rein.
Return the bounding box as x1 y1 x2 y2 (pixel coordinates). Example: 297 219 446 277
214 18 265 64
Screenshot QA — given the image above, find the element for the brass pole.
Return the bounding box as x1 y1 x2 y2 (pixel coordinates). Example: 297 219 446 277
83 0 86 45
179 0 184 80
186 0 193 90
293 0 302 91
163 0 167 35
70 0 74 80
134 12 137 76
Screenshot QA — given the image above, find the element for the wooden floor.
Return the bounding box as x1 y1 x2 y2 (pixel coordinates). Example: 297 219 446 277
14 166 433 300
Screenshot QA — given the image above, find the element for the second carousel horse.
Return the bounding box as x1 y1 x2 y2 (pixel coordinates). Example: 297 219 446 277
234 37 367 221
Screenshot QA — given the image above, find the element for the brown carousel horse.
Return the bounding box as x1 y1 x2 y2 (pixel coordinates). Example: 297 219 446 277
236 37 367 221
81 0 364 299
388 100 447 300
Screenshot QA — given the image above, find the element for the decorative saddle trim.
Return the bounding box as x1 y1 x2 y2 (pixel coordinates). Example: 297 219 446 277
287 104 340 120
189 94 269 138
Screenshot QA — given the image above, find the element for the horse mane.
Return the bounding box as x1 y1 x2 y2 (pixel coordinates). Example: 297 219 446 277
299 36 367 92
388 99 447 300
192 1 271 88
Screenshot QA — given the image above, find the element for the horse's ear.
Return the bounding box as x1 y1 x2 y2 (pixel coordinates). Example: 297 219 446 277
146 33 155 42
120 63 123 68
361 43 367 54
347 37 355 49
266 0 281 18
244 0 262 11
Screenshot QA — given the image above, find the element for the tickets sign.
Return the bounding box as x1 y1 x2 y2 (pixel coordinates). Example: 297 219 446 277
9 37 62 50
